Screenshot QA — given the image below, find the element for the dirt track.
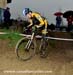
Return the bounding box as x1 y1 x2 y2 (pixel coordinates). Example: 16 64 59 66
0 37 73 75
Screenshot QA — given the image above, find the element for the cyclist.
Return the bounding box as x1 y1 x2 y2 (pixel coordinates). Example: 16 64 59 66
23 8 48 35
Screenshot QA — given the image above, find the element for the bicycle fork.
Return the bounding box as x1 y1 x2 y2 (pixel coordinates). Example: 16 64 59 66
25 33 35 50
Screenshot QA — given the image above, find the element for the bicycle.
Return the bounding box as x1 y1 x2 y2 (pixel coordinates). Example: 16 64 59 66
15 26 49 61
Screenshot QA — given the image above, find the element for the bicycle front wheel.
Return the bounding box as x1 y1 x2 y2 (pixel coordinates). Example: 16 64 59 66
15 37 36 61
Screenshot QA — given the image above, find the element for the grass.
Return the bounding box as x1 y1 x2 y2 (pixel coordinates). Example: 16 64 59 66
0 29 23 47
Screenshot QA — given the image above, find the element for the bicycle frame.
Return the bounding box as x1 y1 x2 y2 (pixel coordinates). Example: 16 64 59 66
24 28 47 50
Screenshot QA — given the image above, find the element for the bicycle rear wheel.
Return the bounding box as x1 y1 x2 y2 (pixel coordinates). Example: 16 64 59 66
40 38 49 58
15 37 36 61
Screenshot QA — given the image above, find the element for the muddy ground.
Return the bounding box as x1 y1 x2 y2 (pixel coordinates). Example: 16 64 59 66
0 32 73 75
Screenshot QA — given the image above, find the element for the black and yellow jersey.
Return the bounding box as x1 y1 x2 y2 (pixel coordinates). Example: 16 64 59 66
29 12 48 28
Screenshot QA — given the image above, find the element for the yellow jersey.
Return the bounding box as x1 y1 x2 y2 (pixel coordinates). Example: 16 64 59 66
29 12 48 34
29 12 48 27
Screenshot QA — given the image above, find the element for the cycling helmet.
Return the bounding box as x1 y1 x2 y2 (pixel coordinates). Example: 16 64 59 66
23 8 32 16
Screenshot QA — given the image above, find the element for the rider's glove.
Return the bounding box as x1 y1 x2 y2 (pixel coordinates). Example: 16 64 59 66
42 28 48 35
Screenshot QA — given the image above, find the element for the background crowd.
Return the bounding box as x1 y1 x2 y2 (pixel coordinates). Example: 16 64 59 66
0 7 73 33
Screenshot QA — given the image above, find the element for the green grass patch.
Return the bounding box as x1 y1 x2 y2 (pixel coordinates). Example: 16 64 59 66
0 32 23 47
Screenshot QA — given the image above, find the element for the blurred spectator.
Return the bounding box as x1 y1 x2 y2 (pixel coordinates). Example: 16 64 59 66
3 7 11 29
56 16 62 30
67 16 73 32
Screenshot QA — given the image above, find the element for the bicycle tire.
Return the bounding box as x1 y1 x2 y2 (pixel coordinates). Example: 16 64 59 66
40 38 49 58
15 37 36 61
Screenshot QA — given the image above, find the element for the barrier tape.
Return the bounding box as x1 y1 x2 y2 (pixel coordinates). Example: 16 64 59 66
0 32 73 41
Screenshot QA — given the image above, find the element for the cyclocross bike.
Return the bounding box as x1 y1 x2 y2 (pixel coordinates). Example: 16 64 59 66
15 26 49 61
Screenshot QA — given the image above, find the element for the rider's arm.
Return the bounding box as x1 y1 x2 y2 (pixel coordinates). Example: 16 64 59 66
28 19 33 27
